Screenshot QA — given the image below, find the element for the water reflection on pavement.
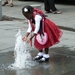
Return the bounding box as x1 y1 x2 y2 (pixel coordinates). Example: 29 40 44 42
0 47 75 75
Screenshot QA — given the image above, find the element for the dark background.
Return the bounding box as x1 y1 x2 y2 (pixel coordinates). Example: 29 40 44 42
18 0 75 5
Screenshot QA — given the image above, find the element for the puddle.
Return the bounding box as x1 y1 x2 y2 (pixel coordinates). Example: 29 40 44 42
0 47 75 75
0 51 39 75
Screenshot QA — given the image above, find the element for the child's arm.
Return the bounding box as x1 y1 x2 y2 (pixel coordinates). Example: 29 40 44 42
34 15 42 34
27 33 36 43
22 20 32 41
30 33 36 40
28 15 42 41
22 32 30 41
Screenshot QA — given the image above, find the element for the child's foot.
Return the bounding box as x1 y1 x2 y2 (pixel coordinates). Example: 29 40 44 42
33 55 43 60
38 57 49 63
33 52 43 60
2 1 8 6
38 54 50 63
52 10 62 14
10 3 13 7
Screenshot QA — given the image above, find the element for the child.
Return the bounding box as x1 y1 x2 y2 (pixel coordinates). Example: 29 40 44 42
22 5 63 62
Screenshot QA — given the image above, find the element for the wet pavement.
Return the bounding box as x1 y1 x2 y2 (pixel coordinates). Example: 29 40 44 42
0 20 75 75
0 48 75 75
0 22 75 75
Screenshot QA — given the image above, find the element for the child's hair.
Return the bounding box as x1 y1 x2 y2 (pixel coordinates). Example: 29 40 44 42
22 5 34 13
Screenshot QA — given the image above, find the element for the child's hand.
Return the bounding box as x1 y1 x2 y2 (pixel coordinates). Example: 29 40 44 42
26 39 30 43
22 36 27 41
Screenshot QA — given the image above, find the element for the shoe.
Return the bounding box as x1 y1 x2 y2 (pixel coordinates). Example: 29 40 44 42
10 3 13 7
2 1 8 6
33 55 43 61
46 10 53 13
52 10 62 14
45 9 53 13
38 57 49 63
46 11 52 13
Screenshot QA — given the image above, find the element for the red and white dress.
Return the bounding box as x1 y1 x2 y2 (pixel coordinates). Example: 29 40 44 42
27 8 63 50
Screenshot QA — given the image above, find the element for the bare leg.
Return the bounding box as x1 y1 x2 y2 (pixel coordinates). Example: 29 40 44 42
33 49 43 60
10 0 13 4
38 48 50 62
43 47 50 58
10 0 13 7
2 0 8 6
44 48 49 54
39 50 43 52
37 49 43 57
4 0 8 2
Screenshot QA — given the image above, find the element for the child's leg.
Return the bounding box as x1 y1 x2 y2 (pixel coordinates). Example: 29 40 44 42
38 48 50 62
44 48 49 54
39 50 43 52
33 49 44 60
37 50 43 56
43 47 50 58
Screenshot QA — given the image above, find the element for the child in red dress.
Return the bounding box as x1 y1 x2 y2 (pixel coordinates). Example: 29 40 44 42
22 5 63 62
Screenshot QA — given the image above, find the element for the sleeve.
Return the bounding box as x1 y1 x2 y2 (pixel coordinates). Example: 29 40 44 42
27 20 32 33
33 15 42 34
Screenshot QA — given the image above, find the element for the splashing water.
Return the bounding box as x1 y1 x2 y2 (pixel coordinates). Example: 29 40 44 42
8 29 31 69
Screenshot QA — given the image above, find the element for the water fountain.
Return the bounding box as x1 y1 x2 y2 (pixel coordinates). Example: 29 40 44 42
0 29 38 75
8 29 32 69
